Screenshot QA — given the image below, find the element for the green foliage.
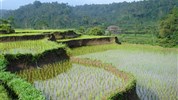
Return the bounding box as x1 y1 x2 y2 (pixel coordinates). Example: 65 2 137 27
158 7 178 47
3 0 177 31
0 18 15 34
77 26 86 34
0 56 7 71
85 26 105 35
117 33 158 45
0 72 45 100
0 84 10 100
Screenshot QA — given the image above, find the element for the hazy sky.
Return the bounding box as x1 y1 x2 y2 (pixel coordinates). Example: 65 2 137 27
0 0 141 10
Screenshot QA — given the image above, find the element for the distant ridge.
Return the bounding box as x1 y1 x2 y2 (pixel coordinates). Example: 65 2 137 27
1 0 178 31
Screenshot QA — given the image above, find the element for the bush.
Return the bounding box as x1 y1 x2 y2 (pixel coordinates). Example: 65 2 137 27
0 72 45 100
86 26 105 35
0 56 7 71
158 7 178 47
0 54 45 100
0 19 15 34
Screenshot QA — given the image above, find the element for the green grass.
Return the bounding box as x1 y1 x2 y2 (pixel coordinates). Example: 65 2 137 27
71 43 177 56
0 39 65 54
57 35 112 42
15 29 73 33
75 44 178 100
117 33 158 45
0 33 43 37
0 29 74 37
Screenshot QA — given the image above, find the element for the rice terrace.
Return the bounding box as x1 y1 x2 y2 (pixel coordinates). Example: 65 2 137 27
0 0 177 100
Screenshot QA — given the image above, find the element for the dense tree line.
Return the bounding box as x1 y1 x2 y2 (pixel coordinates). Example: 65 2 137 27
158 7 178 47
1 0 178 31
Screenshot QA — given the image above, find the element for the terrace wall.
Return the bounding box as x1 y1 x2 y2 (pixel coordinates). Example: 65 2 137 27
61 37 121 48
0 30 80 42
0 35 45 42
4 48 69 72
53 30 81 39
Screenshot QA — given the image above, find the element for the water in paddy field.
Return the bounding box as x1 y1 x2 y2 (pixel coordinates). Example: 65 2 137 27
34 64 123 100
78 49 178 100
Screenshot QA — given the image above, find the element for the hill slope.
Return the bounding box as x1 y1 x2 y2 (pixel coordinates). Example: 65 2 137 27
2 0 178 31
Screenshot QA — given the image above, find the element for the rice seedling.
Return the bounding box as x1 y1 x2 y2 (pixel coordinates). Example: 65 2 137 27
77 47 178 100
18 61 72 83
71 43 177 56
0 39 65 54
33 64 123 100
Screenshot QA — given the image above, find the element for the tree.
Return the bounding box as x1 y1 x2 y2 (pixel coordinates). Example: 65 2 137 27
0 18 15 34
158 7 178 47
33 1 42 8
86 26 105 35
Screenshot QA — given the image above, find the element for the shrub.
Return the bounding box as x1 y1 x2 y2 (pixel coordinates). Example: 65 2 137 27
0 72 45 100
86 26 105 35
158 7 178 47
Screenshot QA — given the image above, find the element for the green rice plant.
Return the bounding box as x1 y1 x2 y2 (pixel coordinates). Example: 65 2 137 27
77 46 178 100
0 39 65 54
71 43 177 56
18 61 72 83
71 57 136 99
33 64 123 100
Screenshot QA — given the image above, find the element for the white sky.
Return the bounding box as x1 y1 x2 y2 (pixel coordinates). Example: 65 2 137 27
1 0 141 10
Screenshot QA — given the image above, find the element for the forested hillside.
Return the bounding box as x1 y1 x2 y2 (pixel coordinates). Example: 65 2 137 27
2 0 178 31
